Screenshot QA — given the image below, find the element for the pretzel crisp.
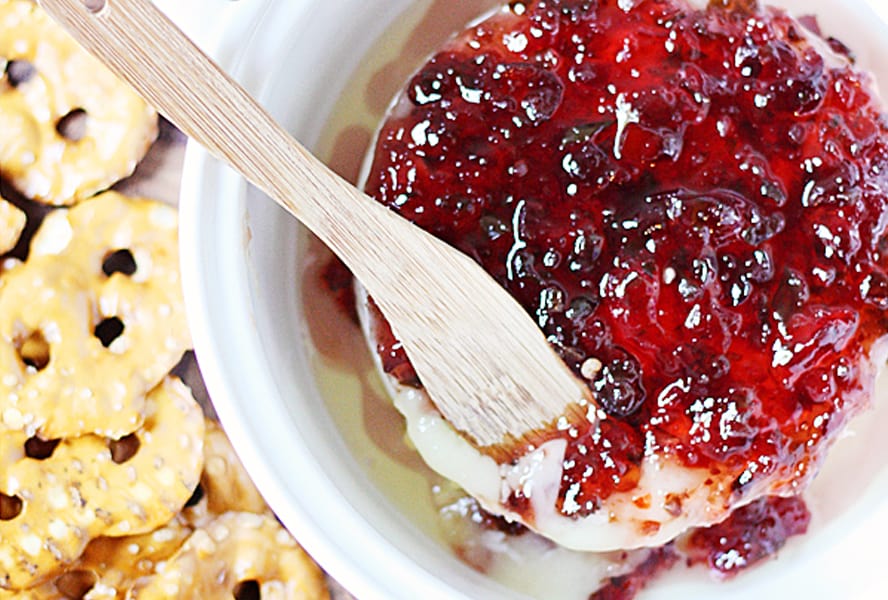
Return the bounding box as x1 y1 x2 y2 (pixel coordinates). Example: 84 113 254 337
0 515 192 599
131 512 329 600
0 376 204 590
0 419 312 598
0 191 188 439
195 420 270 522
0 0 157 205
40 516 195 600
0 198 24 255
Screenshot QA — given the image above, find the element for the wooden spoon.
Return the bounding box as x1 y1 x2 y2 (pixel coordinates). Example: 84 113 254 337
38 0 592 450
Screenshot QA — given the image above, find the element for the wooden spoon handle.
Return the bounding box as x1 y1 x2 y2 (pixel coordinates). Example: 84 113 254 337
37 0 457 345
40 0 390 253
38 0 592 447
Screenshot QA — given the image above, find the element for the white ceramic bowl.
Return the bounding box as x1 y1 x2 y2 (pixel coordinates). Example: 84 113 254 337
177 1 888 599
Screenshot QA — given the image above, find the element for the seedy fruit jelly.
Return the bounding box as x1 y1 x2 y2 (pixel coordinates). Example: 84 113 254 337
364 0 888 527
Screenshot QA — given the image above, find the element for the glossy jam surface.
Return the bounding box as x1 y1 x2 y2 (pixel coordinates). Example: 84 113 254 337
364 0 888 519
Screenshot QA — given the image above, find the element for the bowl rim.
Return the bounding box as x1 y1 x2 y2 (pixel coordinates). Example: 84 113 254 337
177 2 488 599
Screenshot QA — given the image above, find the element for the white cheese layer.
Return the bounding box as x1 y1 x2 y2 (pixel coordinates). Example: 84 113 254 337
356 285 884 552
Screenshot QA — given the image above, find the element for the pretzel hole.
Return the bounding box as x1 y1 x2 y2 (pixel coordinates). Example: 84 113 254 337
102 248 137 276
25 435 60 460
5 59 35 87
108 433 140 464
56 108 88 142
233 580 261 600
0 493 22 520
17 330 50 371
55 570 98 599
184 482 204 508
94 317 124 348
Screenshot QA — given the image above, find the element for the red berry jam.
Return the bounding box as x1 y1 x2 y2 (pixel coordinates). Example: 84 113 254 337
364 0 888 520
321 256 359 324
590 546 678 600
585 495 808 599
682 495 811 574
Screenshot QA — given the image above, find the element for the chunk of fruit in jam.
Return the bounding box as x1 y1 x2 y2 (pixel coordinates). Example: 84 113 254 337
681 495 811 575
364 0 888 520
